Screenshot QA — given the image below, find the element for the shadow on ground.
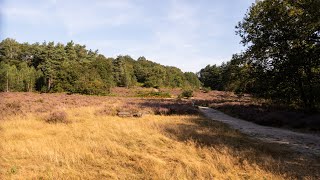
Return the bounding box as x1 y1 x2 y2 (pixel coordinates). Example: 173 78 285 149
161 116 320 179
133 99 320 179
132 99 200 115
194 99 320 131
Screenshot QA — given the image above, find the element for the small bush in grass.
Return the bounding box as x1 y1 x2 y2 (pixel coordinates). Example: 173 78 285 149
154 107 171 115
45 111 70 124
5 101 22 110
136 91 171 98
94 106 118 116
36 98 44 103
148 102 200 116
202 87 211 93
179 90 194 99
2 101 23 116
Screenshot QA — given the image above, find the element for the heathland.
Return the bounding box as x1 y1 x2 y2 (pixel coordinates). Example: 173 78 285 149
0 90 319 179
1 0 320 179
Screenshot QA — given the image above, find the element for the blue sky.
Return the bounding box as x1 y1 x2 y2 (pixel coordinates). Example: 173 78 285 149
0 0 254 72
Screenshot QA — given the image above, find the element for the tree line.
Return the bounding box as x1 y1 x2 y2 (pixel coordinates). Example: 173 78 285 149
198 0 320 111
0 39 201 95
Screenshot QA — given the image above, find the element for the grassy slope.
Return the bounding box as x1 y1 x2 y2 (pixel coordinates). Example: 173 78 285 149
0 92 319 179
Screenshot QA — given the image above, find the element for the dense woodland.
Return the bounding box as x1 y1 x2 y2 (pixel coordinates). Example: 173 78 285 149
0 39 200 95
199 0 320 111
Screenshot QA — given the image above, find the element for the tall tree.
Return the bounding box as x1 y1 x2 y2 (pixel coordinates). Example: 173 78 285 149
236 0 320 110
184 72 201 89
0 38 21 65
0 38 201 94
198 65 223 90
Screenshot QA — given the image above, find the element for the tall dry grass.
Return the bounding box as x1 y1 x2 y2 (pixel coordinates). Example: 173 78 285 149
0 93 319 179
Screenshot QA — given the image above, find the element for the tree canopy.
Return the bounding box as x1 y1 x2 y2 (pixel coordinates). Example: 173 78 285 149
0 39 201 95
198 0 320 110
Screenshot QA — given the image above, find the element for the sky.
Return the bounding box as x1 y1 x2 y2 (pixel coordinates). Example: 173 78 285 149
0 0 255 72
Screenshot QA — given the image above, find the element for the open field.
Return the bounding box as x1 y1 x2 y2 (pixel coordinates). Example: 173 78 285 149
0 92 320 179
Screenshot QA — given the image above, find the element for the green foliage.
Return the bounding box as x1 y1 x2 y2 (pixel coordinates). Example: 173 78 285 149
179 89 194 98
184 72 201 89
198 65 222 90
136 91 171 98
113 56 137 88
92 55 114 87
0 61 38 92
165 67 186 88
0 39 201 95
0 62 9 91
198 0 320 111
202 87 211 93
235 0 320 110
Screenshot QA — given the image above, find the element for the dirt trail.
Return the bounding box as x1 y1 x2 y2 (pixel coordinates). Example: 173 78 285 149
199 106 320 156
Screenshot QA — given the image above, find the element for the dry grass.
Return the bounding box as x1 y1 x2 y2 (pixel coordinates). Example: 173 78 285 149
0 111 279 179
0 92 319 179
45 111 70 124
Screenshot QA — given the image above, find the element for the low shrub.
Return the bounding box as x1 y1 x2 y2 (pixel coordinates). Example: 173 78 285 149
94 106 118 116
143 101 200 116
45 111 70 124
202 87 211 93
136 91 171 98
154 107 171 115
179 90 193 99
5 101 22 111
1 101 23 117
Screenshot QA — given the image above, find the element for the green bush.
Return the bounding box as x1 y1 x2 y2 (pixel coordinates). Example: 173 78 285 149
136 91 171 98
202 87 211 93
234 88 244 97
179 90 193 98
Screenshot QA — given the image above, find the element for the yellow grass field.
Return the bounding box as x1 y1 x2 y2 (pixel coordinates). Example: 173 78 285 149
0 93 319 179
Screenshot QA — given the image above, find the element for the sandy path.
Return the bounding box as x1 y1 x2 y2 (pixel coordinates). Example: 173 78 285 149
199 106 320 156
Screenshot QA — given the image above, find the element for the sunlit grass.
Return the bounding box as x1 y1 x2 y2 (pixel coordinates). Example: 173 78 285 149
0 93 319 179
0 107 283 179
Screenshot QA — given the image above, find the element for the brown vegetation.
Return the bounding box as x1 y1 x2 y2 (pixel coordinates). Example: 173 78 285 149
0 92 319 179
193 90 320 132
1 90 318 131
45 111 70 124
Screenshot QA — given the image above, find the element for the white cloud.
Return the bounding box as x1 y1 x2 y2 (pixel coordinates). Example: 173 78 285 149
82 0 234 72
54 0 142 37
1 0 142 36
1 0 254 72
0 5 52 25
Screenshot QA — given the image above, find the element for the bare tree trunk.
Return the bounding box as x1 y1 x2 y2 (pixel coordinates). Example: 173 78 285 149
48 77 51 91
27 80 30 92
29 79 32 92
298 77 308 109
304 65 315 112
6 70 9 92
